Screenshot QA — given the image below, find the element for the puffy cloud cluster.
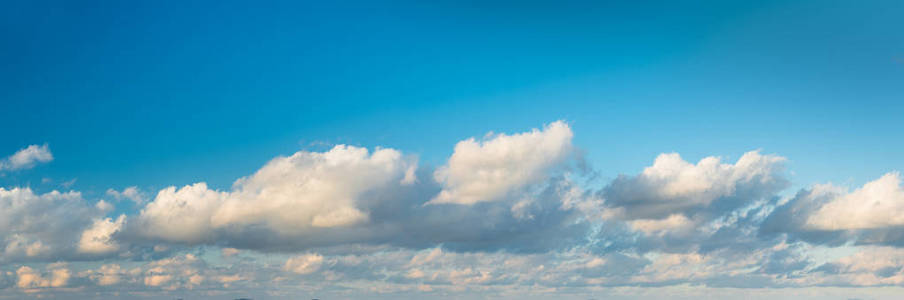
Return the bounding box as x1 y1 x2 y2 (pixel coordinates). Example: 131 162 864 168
0 144 53 172
596 151 789 255
131 122 588 253
15 264 70 290
0 187 114 262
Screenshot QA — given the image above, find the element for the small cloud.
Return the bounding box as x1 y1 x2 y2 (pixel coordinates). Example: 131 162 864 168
106 186 145 204
222 248 240 257
61 178 77 189
284 253 324 275
0 144 53 171
95 200 114 212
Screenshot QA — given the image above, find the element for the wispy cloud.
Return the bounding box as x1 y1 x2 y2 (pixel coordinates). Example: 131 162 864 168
0 144 53 172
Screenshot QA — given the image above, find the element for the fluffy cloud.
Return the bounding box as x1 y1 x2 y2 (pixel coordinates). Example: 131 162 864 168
137 183 228 243
131 125 590 253
0 187 113 262
214 145 416 232
593 150 789 255
429 121 574 205
135 145 417 244
762 172 904 247
78 215 126 255
806 172 904 230
128 146 415 247
0 144 53 171
602 150 787 220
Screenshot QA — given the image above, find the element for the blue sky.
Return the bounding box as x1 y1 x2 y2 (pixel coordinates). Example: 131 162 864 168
2 1 904 299
5 0 902 192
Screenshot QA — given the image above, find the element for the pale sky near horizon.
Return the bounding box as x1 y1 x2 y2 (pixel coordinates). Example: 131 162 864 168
2 1 904 299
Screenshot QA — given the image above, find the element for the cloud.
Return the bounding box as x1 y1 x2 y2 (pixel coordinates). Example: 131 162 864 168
131 124 589 253
808 246 904 286
106 187 146 204
16 264 70 289
88 264 123 286
135 145 417 244
78 215 126 255
429 120 574 205
284 253 324 274
11 121 904 297
762 172 904 247
221 248 240 257
806 172 904 230
214 145 416 232
628 214 694 236
141 254 206 290
137 183 228 243
0 187 112 263
602 150 787 221
0 144 53 171
591 150 790 255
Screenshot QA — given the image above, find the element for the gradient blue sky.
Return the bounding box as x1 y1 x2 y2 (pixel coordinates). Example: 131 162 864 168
5 0 902 192
2 1 904 299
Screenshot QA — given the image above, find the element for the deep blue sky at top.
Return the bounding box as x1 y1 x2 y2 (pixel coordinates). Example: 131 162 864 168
2 0 903 196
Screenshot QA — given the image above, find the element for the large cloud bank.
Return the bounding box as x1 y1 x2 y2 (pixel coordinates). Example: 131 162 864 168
3 122 904 299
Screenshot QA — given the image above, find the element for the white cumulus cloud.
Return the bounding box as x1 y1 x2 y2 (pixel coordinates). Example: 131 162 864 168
429 120 574 205
137 145 417 243
806 172 904 230
137 183 228 243
603 150 787 220
214 145 416 232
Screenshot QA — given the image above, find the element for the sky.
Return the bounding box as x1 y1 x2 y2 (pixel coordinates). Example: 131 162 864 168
2 0 904 299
